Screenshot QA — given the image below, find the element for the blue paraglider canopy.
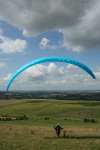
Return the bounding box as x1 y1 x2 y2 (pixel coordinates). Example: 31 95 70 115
6 56 96 91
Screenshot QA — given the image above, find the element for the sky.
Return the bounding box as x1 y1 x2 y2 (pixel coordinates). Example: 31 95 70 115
0 0 100 91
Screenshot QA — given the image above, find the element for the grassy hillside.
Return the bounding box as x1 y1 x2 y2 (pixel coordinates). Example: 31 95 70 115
0 100 100 126
0 100 100 150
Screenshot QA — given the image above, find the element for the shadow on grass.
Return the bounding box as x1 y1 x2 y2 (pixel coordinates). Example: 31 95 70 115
45 135 100 139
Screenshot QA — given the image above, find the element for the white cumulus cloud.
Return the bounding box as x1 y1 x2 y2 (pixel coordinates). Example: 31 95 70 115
4 63 99 91
0 33 27 53
40 37 49 49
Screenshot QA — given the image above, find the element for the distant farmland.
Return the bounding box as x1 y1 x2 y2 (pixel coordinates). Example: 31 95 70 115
0 100 100 150
0 90 100 100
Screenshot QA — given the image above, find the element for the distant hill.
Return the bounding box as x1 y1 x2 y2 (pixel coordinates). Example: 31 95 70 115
0 90 100 100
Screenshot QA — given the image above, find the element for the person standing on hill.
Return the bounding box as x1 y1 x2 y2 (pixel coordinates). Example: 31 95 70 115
54 123 63 137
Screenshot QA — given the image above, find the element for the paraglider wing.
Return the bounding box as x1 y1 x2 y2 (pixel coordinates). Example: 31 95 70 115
6 57 96 91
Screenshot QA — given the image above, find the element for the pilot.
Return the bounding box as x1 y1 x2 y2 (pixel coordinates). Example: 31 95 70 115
54 123 63 137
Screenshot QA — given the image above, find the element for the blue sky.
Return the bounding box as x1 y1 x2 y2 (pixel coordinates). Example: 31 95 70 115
0 0 100 91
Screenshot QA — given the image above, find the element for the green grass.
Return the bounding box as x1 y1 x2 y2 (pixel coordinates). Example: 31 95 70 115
0 99 100 150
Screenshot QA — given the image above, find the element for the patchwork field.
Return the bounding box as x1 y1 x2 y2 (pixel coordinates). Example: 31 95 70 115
0 100 100 150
